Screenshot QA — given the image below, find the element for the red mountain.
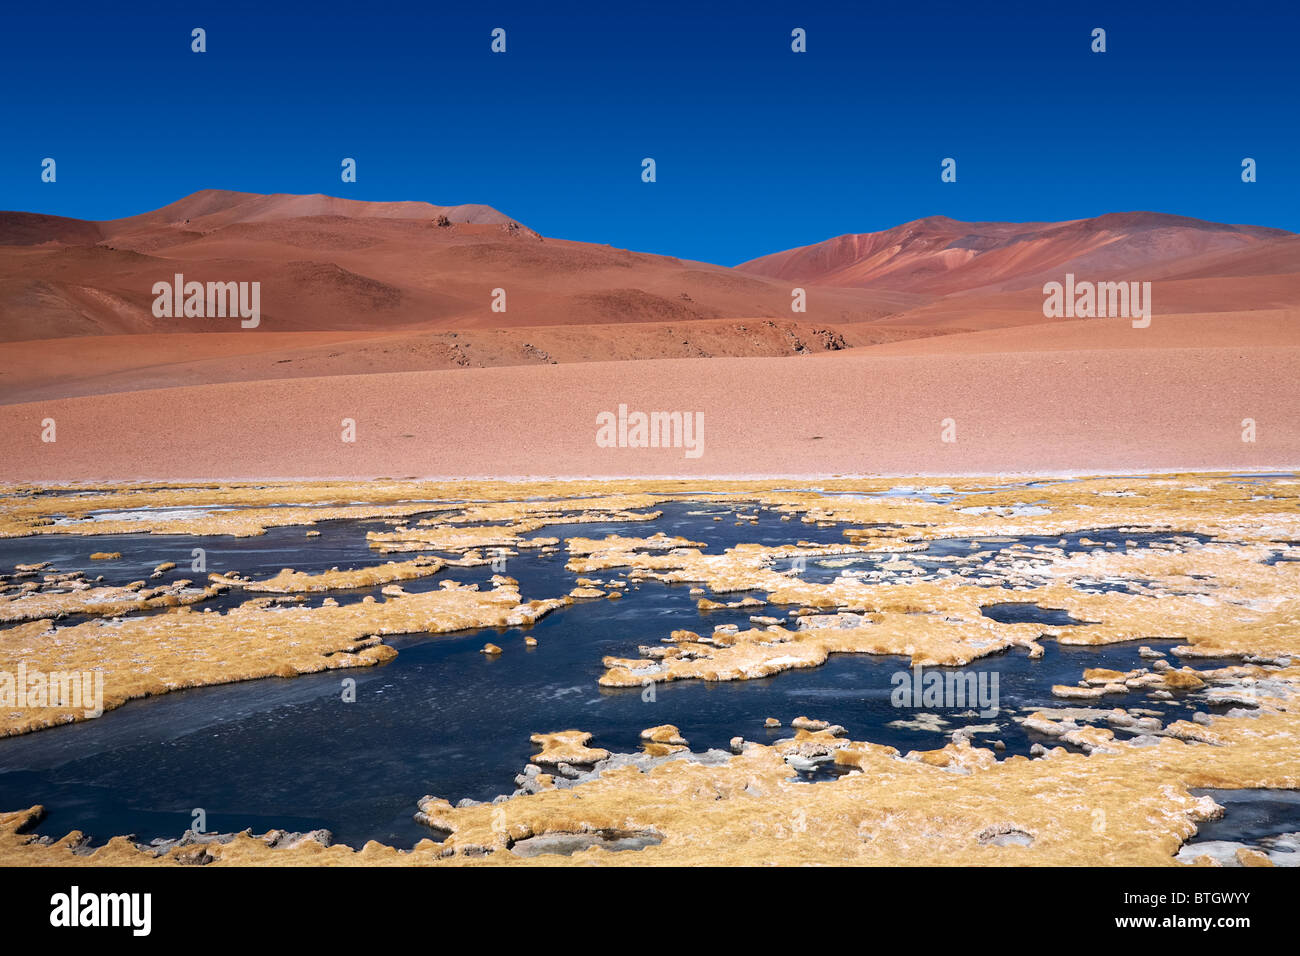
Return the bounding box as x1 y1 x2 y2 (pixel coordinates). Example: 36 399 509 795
736 212 1293 295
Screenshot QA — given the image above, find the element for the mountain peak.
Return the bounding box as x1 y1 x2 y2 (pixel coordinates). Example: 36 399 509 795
107 189 516 230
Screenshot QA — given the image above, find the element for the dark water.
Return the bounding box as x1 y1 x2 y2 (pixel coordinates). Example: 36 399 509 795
1190 789 1300 844
981 603 1089 626
1180 789 1300 865
0 501 1242 848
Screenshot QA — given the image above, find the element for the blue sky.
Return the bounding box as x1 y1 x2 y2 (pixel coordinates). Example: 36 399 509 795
2 1 1295 264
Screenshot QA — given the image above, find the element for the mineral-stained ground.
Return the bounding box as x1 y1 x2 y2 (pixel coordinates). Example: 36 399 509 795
0 474 1296 865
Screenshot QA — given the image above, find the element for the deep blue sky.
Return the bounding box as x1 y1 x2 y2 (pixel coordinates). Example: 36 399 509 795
2 1 1295 265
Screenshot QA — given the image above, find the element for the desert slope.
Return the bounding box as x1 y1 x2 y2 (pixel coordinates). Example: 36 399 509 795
3 331 1296 481
0 319 932 405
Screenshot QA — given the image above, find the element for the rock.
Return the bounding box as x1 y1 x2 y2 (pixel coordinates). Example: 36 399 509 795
640 724 688 755
1125 674 1164 689
792 716 829 731
765 717 781 728
729 736 745 754
524 636 538 647
1107 711 1162 732
481 643 502 655
640 724 687 746
1188 795 1225 823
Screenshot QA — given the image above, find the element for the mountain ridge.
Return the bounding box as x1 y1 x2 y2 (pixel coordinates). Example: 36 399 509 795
737 211 1295 295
